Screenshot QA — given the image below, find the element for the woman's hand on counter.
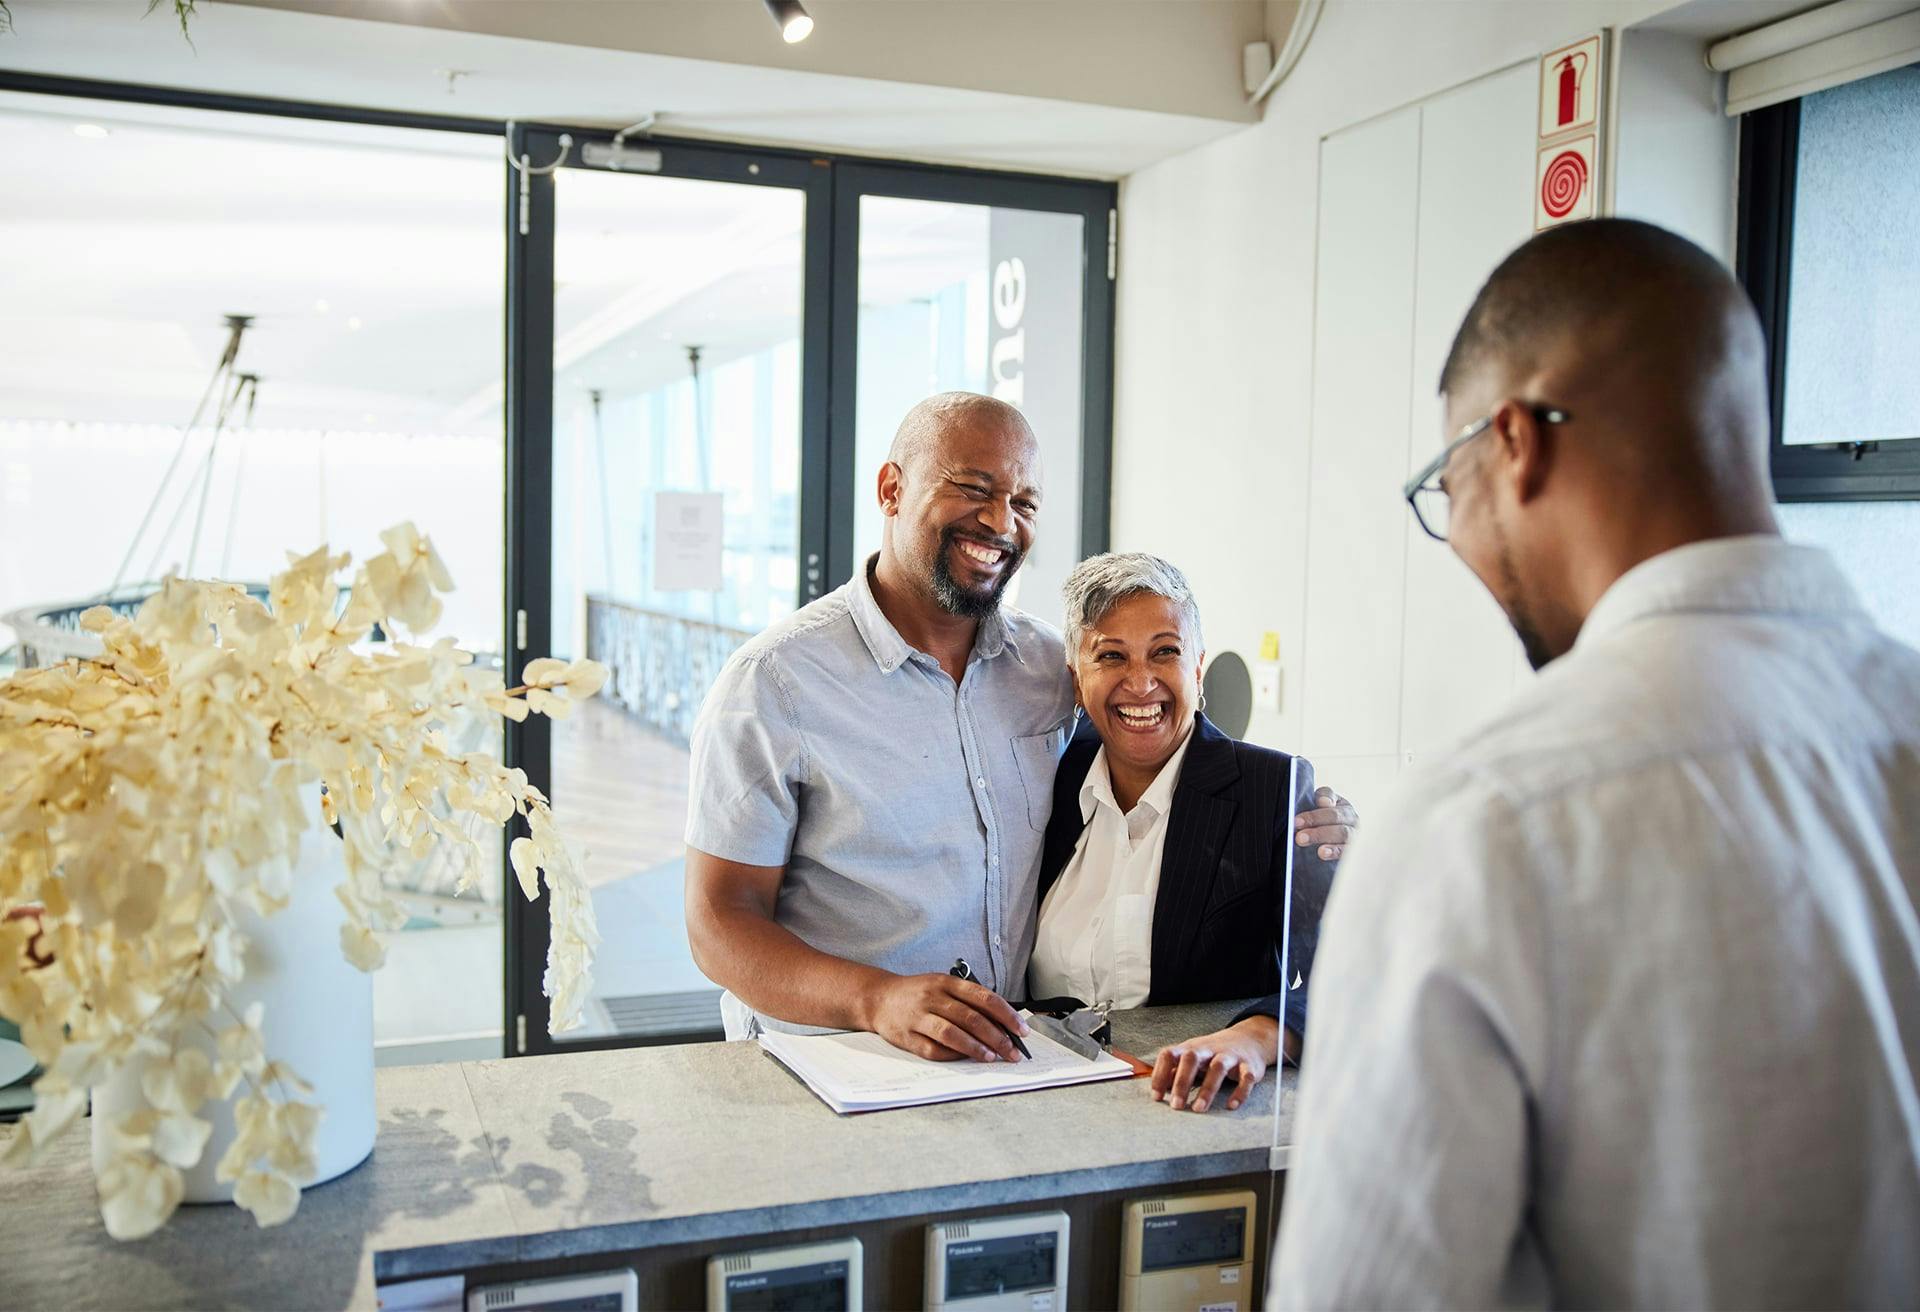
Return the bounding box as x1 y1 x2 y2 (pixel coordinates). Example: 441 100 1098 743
1150 1015 1281 1113
861 972 1031 1063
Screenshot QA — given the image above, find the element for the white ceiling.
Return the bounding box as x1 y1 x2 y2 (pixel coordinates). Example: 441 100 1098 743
0 0 1243 178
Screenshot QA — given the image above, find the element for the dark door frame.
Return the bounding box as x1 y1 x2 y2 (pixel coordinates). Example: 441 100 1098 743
826 161 1117 589
503 123 835 1055
1737 96 1920 501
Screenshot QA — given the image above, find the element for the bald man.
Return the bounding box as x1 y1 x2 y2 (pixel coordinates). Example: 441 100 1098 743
685 392 1360 1056
1271 220 1920 1307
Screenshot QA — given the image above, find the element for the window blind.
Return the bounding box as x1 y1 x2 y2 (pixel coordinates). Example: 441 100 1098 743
1708 0 1920 114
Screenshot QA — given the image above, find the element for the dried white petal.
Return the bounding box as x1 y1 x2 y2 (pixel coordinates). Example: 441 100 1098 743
233 1169 300 1228
98 1152 185 1241
149 1114 213 1169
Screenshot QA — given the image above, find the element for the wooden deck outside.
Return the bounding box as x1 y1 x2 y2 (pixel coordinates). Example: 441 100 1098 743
549 697 692 890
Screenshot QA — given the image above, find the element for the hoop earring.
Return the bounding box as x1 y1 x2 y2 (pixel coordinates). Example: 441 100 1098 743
1197 691 1207 714
1072 704 1084 721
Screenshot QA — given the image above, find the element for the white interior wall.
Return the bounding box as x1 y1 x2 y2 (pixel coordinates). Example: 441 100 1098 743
1293 61 1542 808
1612 26 1739 257
1112 0 1742 811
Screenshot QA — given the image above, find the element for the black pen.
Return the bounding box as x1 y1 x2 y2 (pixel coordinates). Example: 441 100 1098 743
950 957 1032 1059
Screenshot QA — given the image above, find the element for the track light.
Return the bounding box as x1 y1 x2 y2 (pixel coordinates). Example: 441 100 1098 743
763 0 813 43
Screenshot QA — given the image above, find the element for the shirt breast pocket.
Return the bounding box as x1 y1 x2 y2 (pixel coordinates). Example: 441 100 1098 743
1010 729 1065 833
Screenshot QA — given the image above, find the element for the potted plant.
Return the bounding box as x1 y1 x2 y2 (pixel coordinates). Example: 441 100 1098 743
0 524 606 1239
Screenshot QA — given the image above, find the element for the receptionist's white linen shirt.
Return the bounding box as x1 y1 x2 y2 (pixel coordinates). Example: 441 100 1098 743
1272 536 1920 1309
1029 730 1195 1009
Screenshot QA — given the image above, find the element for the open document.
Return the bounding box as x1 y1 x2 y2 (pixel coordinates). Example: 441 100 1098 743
761 1018 1136 1115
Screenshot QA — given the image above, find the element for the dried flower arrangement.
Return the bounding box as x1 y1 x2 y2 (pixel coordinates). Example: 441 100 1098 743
0 524 606 1238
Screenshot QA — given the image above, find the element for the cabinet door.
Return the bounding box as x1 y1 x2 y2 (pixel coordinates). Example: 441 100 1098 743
1300 107 1422 763
1397 63 1538 766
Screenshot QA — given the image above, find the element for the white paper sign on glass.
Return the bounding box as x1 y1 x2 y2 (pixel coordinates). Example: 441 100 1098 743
651 490 725 592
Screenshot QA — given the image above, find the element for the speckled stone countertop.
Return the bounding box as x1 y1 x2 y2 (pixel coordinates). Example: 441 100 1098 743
0 1000 1294 1311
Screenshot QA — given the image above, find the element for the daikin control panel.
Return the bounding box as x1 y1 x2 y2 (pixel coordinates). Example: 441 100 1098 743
706 1237 862 1311
463 1268 638 1311
1118 1190 1257 1312
924 1210 1070 1311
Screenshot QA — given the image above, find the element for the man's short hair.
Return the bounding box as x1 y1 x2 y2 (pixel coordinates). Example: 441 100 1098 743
1438 218 1747 396
888 392 1031 475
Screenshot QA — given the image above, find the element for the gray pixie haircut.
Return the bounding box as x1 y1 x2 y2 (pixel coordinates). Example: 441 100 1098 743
1061 552 1203 658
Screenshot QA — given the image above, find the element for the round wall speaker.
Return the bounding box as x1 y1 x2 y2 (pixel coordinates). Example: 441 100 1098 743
1203 651 1253 739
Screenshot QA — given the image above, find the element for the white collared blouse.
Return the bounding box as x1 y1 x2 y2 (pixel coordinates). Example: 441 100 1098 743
1028 728 1198 1009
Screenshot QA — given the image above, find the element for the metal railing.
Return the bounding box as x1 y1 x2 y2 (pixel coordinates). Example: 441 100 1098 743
3 586 254 668
2 585 503 913
584 595 754 747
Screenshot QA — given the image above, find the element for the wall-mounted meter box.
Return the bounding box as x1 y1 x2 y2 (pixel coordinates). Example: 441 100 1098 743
464 1268 637 1311
925 1210 1070 1311
1119 1190 1257 1312
706 1237 862 1311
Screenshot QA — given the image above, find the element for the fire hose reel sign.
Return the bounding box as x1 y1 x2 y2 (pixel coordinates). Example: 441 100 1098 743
1535 32 1604 231
1535 135 1597 228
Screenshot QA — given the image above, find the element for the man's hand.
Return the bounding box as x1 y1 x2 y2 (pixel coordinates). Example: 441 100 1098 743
862 973 1030 1063
1295 785 1359 860
1150 1015 1279 1113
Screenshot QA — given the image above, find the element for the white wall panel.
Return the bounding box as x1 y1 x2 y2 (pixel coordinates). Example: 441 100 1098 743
1115 0 1744 797
1396 64 1536 765
1295 753 1407 823
1298 107 1421 761
1614 28 1738 263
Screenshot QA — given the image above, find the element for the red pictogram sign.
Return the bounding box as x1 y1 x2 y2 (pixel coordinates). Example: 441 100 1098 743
1539 35 1602 139
1540 149 1588 218
1534 134 1596 230
1554 50 1589 127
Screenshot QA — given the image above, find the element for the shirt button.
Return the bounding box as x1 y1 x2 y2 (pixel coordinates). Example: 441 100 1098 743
993 935 1002 947
975 776 986 789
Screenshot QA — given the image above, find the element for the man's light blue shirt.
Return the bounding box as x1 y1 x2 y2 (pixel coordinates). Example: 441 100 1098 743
686 557 1073 1037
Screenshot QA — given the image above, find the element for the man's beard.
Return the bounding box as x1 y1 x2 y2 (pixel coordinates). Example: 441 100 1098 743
1498 538 1557 671
930 524 1024 619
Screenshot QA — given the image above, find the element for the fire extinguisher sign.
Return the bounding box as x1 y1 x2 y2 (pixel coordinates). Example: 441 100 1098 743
1535 32 1605 231
1539 34 1602 138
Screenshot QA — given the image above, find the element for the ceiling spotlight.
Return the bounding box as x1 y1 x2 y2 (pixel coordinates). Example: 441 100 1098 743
762 0 813 43
73 123 111 140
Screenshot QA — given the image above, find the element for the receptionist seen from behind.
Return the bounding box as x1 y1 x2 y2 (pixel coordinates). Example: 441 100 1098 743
683 392 1356 1070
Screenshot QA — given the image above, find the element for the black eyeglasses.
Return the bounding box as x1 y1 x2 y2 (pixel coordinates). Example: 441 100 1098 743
1402 405 1571 542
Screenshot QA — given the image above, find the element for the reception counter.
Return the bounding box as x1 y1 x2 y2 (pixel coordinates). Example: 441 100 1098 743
0 999 1294 1310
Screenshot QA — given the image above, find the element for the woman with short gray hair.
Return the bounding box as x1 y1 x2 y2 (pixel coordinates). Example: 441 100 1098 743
1029 552 1352 1113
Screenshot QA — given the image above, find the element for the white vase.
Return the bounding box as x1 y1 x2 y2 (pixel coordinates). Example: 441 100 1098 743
91 826 376 1201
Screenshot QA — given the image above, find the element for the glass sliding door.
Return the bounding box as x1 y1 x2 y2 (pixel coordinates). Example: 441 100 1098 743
506 128 828 1052
830 165 1115 626
508 137 1111 1057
